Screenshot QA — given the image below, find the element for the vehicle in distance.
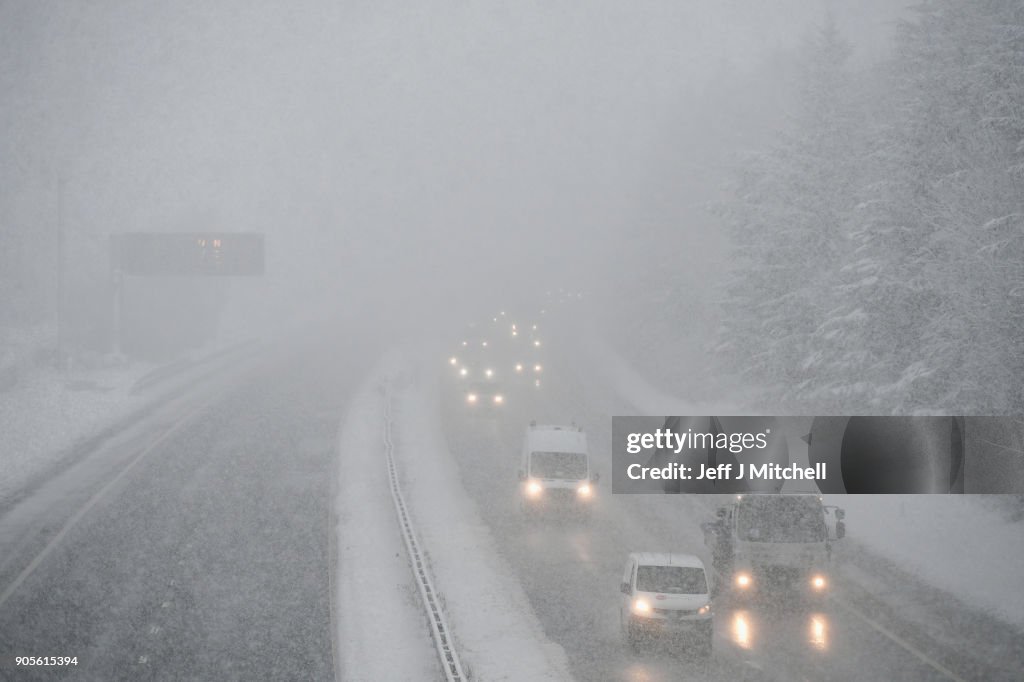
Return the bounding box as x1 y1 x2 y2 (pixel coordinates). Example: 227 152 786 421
620 552 713 654
518 423 597 516
463 380 505 409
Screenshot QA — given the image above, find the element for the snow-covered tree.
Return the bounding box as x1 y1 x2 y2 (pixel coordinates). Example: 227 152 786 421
716 17 862 409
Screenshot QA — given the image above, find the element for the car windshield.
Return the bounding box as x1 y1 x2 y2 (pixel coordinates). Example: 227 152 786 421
737 497 826 543
636 566 707 594
529 451 587 479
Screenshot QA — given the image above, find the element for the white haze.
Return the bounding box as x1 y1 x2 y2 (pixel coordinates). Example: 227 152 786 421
1 0 906 336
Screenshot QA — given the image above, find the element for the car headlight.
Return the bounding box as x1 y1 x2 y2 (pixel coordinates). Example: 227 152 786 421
493 394 504 404
533 364 542 373
449 357 457 366
466 393 478 403
811 575 827 590
735 572 752 588
459 367 468 377
632 598 651 614
526 480 543 497
698 604 711 616
485 369 493 378
515 363 523 373
577 483 592 497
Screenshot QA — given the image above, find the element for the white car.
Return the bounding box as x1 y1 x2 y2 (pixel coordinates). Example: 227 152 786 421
619 552 713 654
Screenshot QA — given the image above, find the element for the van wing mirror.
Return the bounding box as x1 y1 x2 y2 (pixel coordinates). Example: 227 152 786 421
835 521 846 539
835 508 845 520
716 507 728 520
591 471 600 483
620 581 632 595
518 469 526 481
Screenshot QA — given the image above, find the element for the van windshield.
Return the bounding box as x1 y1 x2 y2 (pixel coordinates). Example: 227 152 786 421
529 451 587 479
636 566 707 594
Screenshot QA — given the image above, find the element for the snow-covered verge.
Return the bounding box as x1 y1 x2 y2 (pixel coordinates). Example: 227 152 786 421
396 380 575 681
578 331 1024 630
0 362 154 507
0 338 258 509
833 495 1024 629
574 333 737 416
333 350 573 680
333 361 439 682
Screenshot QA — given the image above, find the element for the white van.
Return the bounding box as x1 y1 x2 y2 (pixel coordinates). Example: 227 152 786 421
619 552 713 654
518 423 597 515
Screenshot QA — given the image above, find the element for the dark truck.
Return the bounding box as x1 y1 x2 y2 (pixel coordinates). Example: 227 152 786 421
702 494 845 600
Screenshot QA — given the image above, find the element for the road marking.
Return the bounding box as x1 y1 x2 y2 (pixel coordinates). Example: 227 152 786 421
0 408 199 611
831 595 967 682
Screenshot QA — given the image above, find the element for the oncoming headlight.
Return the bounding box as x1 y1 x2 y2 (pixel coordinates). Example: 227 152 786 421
493 394 504 404
698 604 711 616
811 575 827 590
577 483 592 497
632 598 651 614
466 393 478 404
525 480 543 497
735 572 752 589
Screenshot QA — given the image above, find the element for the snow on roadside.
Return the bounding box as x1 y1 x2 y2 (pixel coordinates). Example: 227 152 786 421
0 339 260 508
575 334 729 415
0 364 153 506
333 361 439 682
833 495 1024 629
390 353 574 681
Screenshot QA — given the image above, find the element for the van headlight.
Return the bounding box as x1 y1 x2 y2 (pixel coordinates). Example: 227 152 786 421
735 572 752 589
493 394 504 404
466 393 478 404
632 598 651 614
811 575 827 590
577 483 592 498
525 480 543 497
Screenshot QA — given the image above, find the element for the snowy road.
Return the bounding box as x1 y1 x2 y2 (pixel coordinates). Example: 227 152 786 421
1 333 1022 681
439 340 1024 682
0 340 369 681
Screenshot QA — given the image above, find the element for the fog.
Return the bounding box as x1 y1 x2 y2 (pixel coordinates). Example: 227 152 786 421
2 1 906 336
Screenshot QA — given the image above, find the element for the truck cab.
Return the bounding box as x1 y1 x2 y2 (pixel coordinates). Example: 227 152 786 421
702 495 844 600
